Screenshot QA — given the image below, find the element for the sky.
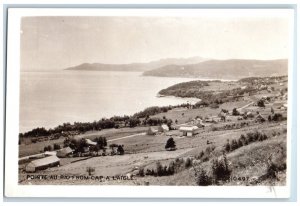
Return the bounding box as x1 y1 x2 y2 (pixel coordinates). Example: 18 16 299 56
20 14 291 71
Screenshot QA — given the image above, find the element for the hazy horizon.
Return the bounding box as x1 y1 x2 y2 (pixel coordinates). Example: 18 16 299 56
21 15 291 71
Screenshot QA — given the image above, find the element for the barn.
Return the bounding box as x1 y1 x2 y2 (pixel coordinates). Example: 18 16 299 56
56 147 73 158
25 156 60 172
179 126 199 137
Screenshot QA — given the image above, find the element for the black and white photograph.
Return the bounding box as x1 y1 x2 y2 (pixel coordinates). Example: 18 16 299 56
3 6 297 199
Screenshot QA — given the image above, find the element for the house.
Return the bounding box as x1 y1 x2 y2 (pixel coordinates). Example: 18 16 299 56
179 126 199 137
255 114 266 123
25 156 60 172
273 101 287 109
146 127 156 135
86 139 97 146
204 116 216 123
56 147 73 158
246 111 254 118
158 124 169 133
196 122 205 128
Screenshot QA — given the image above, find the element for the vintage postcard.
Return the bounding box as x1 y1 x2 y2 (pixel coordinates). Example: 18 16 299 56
5 7 295 198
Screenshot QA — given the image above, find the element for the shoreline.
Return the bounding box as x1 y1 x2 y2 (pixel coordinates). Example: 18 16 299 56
20 95 199 134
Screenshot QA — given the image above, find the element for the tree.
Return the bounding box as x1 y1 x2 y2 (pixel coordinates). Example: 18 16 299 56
224 139 231 152
117 145 124 155
230 139 239 151
95 136 107 149
196 168 212 186
185 158 192 168
44 145 52 152
53 143 61 150
271 107 274 114
257 99 265 107
78 138 88 153
86 167 95 175
167 161 175 175
138 167 145 177
128 118 140 128
156 162 163 176
232 108 240 116
165 137 176 150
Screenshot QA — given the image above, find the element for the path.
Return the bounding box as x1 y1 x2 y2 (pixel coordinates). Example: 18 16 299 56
107 132 147 142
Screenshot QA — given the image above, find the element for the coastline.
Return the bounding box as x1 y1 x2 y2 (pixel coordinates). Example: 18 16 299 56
20 95 199 134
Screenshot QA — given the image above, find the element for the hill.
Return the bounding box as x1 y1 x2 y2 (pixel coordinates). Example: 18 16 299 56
143 59 288 79
64 56 208 72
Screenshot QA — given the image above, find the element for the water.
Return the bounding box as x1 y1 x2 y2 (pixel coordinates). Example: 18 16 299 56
20 71 200 133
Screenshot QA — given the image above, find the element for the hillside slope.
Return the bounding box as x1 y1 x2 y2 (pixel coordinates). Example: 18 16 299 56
65 56 208 72
143 59 288 79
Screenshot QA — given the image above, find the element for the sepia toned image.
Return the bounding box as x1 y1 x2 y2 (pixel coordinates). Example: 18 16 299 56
17 10 291 188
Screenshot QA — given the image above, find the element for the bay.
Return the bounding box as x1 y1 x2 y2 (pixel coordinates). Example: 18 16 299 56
20 70 200 133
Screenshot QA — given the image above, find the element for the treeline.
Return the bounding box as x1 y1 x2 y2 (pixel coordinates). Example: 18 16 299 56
224 131 269 153
239 76 287 84
161 86 256 108
159 80 210 95
19 104 186 139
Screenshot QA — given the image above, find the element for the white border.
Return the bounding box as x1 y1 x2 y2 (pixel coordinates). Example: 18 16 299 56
5 8 294 198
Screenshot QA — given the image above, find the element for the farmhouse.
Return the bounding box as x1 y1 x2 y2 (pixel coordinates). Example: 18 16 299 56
56 147 73 158
158 124 169 133
86 139 97 146
255 114 266 123
179 126 199 137
25 156 60 172
246 111 254 118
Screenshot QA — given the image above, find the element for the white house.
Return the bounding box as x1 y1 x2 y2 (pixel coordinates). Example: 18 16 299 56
158 124 169 132
179 126 199 137
56 147 73 158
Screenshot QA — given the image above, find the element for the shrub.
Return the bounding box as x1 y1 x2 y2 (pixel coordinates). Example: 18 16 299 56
198 151 205 159
167 161 175 175
257 99 265 107
86 167 95 175
211 152 231 182
43 145 52 152
165 138 176 150
156 162 163 176
31 138 38 144
224 140 231 152
230 139 239 151
238 139 244 147
185 158 192 168
95 136 107 149
53 143 61 150
272 113 283 121
196 168 212 186
232 108 240 116
117 145 125 155
138 167 145 177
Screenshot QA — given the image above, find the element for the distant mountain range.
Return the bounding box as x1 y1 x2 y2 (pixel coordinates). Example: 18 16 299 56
143 59 288 79
65 58 288 79
64 56 208 72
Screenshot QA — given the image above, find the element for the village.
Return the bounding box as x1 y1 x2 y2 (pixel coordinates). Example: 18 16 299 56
18 76 288 186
